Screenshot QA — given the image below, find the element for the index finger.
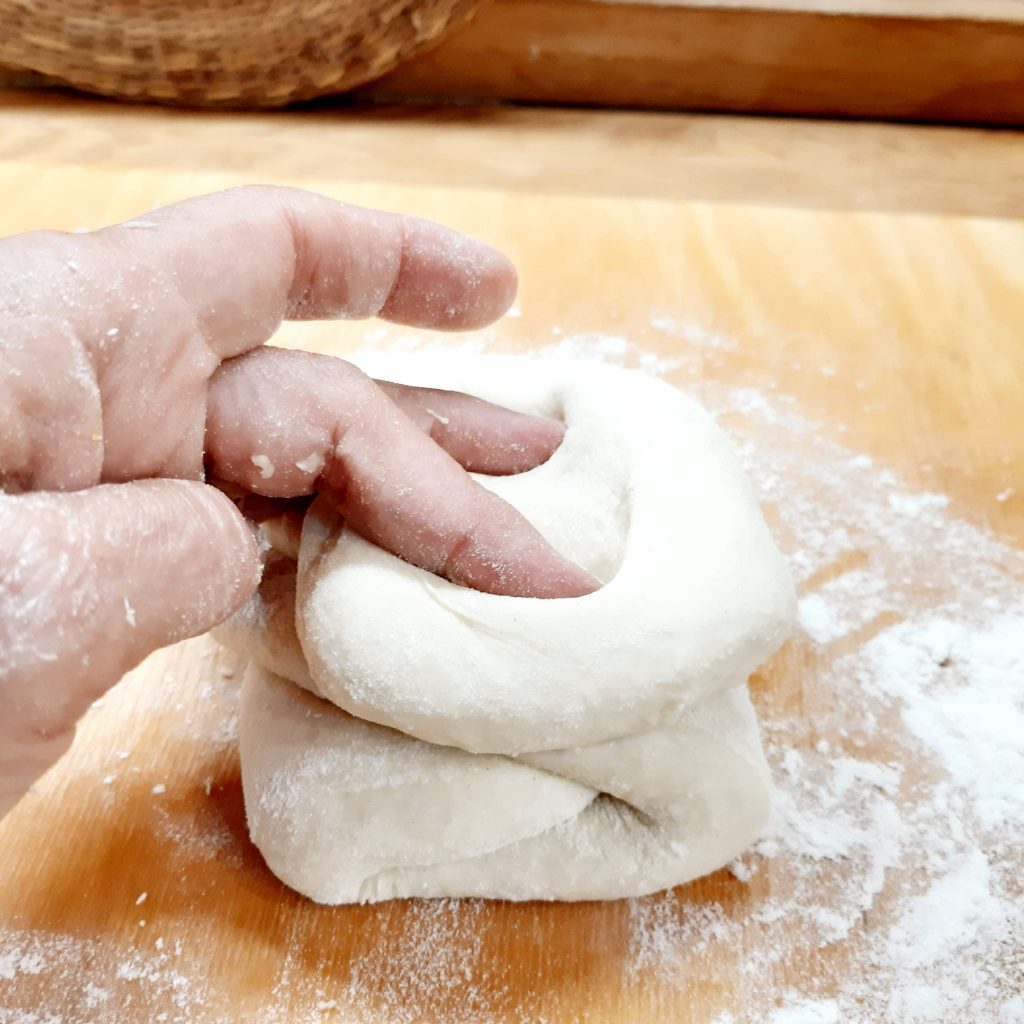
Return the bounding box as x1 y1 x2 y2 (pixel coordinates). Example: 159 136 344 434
207 348 599 599
100 185 518 357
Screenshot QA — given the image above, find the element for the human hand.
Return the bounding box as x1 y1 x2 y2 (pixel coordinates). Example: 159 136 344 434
0 186 597 816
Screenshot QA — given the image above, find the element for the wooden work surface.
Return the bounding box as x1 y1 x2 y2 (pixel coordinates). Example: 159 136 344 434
5 0 1024 123
0 92 1021 1022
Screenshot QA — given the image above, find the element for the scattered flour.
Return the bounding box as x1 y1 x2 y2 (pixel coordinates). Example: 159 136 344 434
768 998 840 1024
250 454 275 480
2 332 1020 1022
0 930 214 1023
623 335 1024 1023
648 312 738 351
293 452 324 476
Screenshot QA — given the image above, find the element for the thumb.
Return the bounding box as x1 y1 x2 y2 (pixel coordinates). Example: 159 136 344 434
0 479 260 816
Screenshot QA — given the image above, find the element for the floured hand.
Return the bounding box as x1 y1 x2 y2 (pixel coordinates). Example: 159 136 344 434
0 186 597 818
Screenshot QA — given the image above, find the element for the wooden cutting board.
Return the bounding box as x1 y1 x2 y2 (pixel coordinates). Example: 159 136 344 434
0 91 1021 1023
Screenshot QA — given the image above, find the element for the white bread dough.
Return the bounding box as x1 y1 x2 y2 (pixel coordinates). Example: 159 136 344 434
239 663 774 902
217 357 795 903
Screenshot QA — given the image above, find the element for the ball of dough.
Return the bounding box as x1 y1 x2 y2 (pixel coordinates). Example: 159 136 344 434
297 356 795 754
218 356 795 903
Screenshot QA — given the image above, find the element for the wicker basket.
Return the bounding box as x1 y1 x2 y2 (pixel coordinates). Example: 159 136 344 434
0 0 484 108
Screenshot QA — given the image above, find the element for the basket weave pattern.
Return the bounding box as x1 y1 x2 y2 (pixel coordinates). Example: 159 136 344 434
0 0 483 107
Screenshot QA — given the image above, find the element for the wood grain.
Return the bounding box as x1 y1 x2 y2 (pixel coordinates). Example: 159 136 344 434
358 0 1024 125
0 95 1021 1021
2 88 1024 218
5 0 1024 123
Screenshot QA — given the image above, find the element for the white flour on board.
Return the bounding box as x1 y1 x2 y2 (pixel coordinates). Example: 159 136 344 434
622 329 1024 1023
1 328 1021 1024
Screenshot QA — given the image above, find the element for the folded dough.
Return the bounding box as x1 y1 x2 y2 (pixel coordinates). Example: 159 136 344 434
216 356 795 903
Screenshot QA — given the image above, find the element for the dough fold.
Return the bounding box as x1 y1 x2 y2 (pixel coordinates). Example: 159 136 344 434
217 357 795 903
